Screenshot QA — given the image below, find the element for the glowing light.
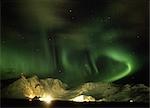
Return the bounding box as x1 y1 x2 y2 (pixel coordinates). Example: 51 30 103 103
39 95 53 104
105 63 131 82
25 94 35 101
71 95 84 102
70 95 95 102
27 94 35 99
98 98 106 102
129 99 134 102
101 48 138 82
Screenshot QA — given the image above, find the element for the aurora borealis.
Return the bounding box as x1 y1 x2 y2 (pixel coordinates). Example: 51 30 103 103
1 0 149 87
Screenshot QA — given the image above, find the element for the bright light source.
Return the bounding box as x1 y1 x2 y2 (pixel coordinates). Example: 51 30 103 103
70 95 95 102
26 94 35 101
71 95 84 102
129 99 134 102
39 95 53 104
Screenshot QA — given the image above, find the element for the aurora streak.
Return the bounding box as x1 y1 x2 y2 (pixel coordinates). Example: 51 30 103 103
1 0 148 87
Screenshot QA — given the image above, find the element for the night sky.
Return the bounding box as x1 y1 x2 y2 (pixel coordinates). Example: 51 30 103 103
1 0 149 87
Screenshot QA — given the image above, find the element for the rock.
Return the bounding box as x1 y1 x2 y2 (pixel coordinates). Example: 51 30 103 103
2 75 68 99
2 76 149 103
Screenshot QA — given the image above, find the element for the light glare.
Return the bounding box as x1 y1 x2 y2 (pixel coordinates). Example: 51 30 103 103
39 95 53 104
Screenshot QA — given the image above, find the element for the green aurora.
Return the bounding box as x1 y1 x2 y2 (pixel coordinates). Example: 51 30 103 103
1 22 140 86
1 0 148 87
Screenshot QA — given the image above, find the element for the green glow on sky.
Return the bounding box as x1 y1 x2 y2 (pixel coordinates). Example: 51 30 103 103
106 63 131 82
1 0 147 87
1 45 53 79
1 23 140 87
101 48 138 82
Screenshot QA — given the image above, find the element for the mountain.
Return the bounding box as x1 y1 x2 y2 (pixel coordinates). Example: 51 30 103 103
2 76 149 103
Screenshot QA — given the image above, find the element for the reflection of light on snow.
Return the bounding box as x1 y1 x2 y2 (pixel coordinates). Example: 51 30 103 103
70 95 95 102
26 92 53 104
39 95 53 104
71 95 84 102
98 98 106 102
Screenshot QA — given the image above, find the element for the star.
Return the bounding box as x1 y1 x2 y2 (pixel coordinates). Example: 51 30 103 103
107 16 111 20
71 16 75 19
58 70 62 73
136 35 140 38
21 37 25 39
69 9 72 13
48 38 52 41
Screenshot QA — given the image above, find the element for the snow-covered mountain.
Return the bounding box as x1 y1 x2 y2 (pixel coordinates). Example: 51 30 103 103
2 76 149 103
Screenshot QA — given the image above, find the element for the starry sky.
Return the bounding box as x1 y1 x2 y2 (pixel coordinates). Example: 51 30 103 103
1 0 149 87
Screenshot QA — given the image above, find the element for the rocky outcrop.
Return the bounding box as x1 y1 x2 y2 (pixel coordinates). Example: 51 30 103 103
2 76 68 99
2 76 149 103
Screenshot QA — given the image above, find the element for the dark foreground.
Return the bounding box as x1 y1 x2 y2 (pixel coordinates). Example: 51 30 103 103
1 99 149 108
